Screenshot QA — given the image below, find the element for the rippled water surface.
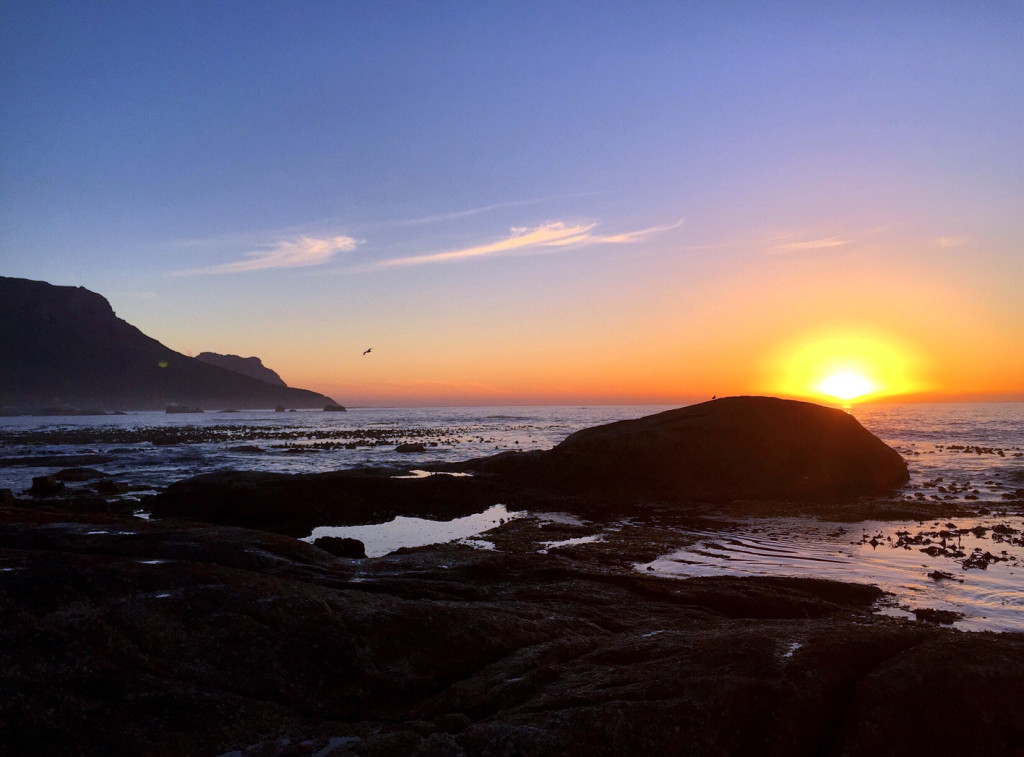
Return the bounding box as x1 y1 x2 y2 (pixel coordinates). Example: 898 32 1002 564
638 516 1024 632
854 403 1024 505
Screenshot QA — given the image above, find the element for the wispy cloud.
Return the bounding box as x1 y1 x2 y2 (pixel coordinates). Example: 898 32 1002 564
386 193 602 228
596 220 684 244
772 236 850 253
174 235 359 275
362 219 683 271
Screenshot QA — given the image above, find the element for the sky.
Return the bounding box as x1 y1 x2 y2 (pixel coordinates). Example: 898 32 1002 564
1 1 1021 406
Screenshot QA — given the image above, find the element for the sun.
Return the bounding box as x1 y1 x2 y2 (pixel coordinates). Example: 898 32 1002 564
818 371 874 401
767 330 922 404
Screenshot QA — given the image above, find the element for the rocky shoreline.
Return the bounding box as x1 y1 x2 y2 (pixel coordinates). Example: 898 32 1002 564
2 494 1023 756
2 398 1023 755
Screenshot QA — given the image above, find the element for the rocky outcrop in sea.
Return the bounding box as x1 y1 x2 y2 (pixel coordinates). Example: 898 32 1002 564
468 396 910 500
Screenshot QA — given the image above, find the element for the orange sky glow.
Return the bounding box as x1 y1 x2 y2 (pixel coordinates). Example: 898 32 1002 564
135 229 1022 408
257 272 1020 407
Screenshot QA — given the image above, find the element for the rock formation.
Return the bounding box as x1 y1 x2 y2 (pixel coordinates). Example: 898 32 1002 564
471 396 909 501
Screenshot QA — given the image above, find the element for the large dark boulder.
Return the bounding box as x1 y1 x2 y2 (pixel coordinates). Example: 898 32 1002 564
475 396 908 501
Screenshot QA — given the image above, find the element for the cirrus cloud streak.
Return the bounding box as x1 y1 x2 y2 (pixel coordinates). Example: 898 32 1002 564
363 219 683 271
771 236 850 253
175 235 358 275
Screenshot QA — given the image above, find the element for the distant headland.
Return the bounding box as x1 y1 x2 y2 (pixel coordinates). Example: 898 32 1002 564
0 276 340 412
194 352 288 386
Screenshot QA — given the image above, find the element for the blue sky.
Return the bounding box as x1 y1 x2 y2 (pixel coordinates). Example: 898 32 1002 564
1 2 1021 404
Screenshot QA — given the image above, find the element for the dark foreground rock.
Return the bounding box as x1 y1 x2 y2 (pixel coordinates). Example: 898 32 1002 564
0 501 1021 756
467 396 909 501
4 399 1012 754
314 535 367 559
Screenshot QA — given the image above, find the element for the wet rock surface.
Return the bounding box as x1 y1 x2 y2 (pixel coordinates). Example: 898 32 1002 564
53 466 110 482
395 442 427 453
2 495 1023 756
314 535 367 559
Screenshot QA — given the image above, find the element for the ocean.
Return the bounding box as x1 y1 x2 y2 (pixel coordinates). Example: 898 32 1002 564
2 402 1022 632
1 402 1020 500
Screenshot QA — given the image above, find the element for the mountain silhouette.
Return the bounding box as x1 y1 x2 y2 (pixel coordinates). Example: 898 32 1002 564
195 352 288 387
0 277 339 411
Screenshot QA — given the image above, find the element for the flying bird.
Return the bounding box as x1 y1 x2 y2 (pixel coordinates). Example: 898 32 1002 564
362 348 373 356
